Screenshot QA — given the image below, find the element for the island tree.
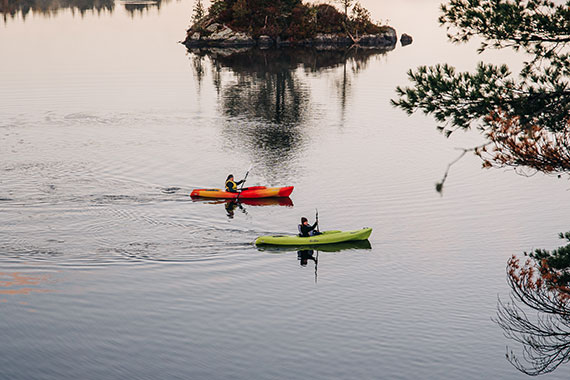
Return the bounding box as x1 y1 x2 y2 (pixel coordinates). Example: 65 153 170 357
187 0 386 42
192 0 205 24
336 0 352 17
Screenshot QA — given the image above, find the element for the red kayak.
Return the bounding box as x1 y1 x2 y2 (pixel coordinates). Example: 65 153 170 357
190 186 294 199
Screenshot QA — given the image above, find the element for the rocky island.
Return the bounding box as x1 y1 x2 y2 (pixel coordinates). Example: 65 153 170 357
183 0 400 49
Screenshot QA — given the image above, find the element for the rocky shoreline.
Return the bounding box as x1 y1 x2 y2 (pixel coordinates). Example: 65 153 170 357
183 22 399 49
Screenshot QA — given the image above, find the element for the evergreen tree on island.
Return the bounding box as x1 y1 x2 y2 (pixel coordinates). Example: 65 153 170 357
192 0 205 24
186 0 393 44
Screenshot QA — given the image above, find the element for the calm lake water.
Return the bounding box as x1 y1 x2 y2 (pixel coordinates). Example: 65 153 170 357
1 1 569 379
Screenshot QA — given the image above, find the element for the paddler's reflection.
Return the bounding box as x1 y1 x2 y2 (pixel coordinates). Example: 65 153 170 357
191 197 292 219
297 250 317 266
298 250 318 283
225 200 246 218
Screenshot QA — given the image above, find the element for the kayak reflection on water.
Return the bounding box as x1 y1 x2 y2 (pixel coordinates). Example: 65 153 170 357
258 240 372 283
257 239 372 253
191 197 293 219
224 198 294 218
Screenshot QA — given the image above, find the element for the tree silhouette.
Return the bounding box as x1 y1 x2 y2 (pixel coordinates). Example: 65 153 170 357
476 110 570 176
336 0 352 17
192 0 205 24
439 0 570 66
497 232 570 375
392 0 569 181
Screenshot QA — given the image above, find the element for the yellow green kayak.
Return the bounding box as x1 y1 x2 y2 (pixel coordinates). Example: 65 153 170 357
255 228 372 246
257 239 372 252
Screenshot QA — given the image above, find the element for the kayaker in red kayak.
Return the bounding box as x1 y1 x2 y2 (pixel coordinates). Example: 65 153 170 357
225 174 245 193
298 217 322 237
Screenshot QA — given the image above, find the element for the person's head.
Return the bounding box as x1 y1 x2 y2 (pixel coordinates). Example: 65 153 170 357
301 217 308 225
226 174 234 181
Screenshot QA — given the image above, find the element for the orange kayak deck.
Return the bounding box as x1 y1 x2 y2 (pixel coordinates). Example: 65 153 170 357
190 186 294 199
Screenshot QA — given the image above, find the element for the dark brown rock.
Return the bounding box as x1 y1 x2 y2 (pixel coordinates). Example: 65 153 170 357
400 33 413 46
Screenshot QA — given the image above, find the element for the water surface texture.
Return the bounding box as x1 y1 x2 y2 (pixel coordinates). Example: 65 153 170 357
1 1 569 379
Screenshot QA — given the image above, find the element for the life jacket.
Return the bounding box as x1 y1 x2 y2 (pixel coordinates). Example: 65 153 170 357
298 224 303 237
225 180 237 192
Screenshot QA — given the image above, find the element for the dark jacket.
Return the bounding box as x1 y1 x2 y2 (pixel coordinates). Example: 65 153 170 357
299 221 318 237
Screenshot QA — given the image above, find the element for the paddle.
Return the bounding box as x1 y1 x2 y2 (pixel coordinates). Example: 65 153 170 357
315 208 320 233
235 164 253 202
315 250 318 284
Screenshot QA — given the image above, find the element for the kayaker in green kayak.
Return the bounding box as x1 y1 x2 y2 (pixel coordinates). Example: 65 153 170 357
298 217 322 237
225 174 245 193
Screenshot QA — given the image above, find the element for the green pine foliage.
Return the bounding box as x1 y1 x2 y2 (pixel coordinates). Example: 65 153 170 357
188 0 385 41
528 232 570 286
440 0 570 61
392 0 570 136
192 0 205 24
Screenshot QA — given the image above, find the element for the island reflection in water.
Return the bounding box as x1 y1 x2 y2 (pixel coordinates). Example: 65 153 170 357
188 46 394 181
120 0 169 17
1 0 170 21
